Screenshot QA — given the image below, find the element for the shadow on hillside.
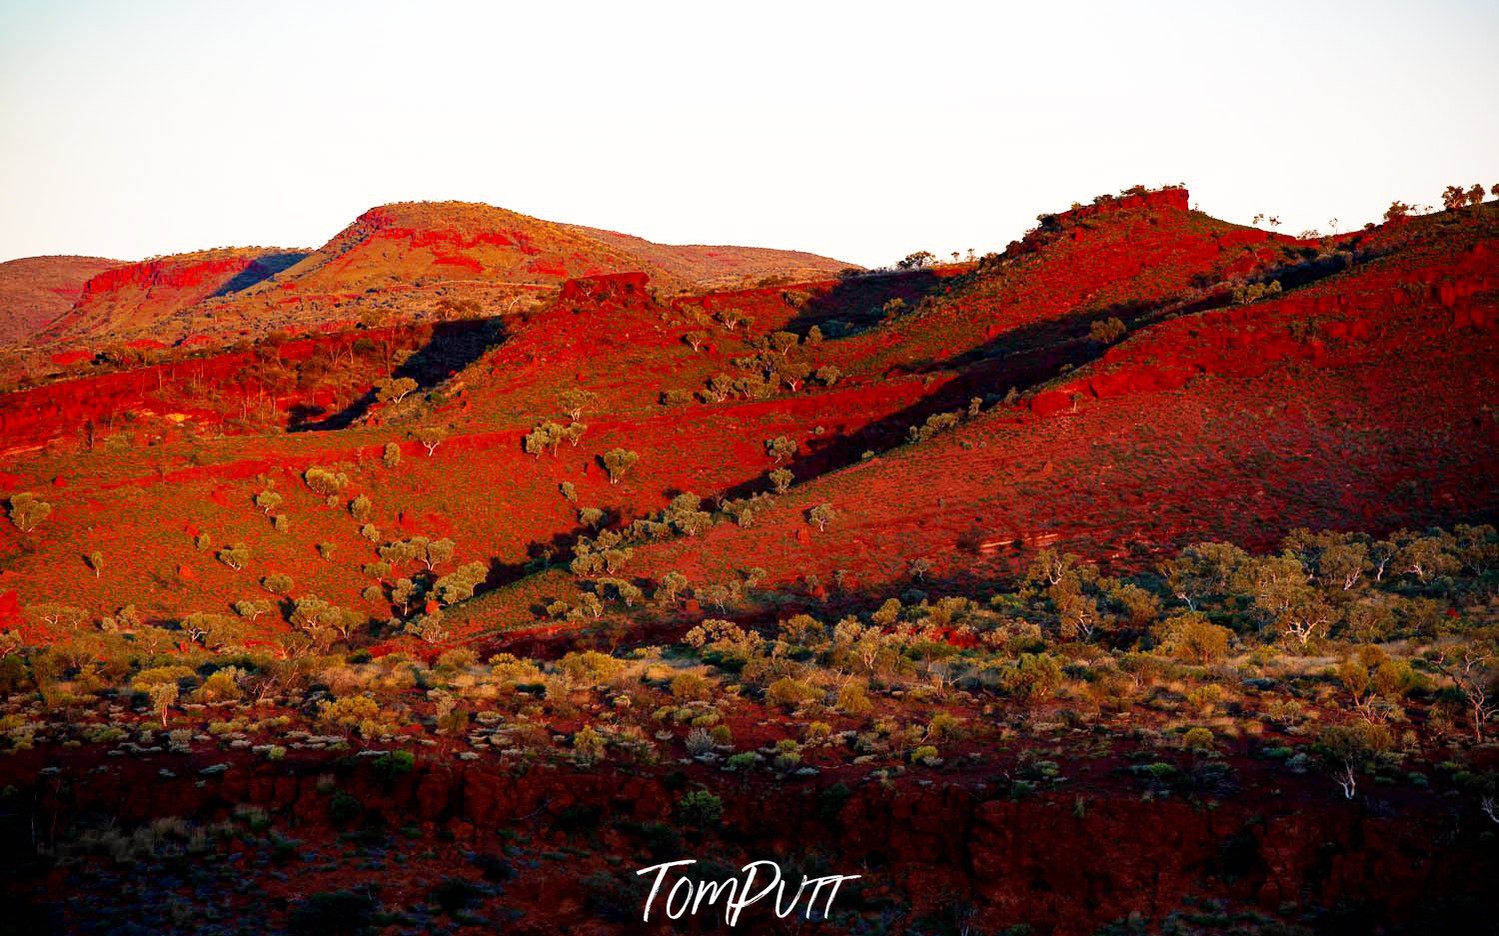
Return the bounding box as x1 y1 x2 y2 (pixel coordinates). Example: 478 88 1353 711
292 316 508 431
732 235 1388 507
712 297 1181 506
211 252 310 296
783 269 946 338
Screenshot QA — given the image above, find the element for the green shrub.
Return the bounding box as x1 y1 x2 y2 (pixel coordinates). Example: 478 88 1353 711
676 789 724 827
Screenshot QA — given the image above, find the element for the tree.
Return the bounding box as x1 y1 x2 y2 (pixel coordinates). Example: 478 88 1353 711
1429 638 1497 743
1281 595 1334 649
523 422 564 458
1443 185 1469 211
383 442 402 468
765 436 796 463
769 331 800 356
375 376 418 404
217 543 250 571
780 361 812 392
422 537 456 571
716 310 749 332
1154 612 1231 664
601 449 639 485
404 612 443 648
415 426 447 457
133 666 190 727
898 251 935 270
808 503 836 532
233 599 273 621
349 494 373 522
8 492 52 532
254 490 284 515
657 571 688 604
1315 723 1391 800
559 389 597 421
87 551 104 579
261 573 294 595
1336 646 1416 722
578 507 605 529
998 653 1063 707
683 331 708 351
769 467 793 494
304 466 349 497
434 561 488 605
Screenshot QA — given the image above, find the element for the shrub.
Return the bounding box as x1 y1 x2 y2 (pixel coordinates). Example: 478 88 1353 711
670 672 711 701
686 727 715 756
317 695 382 737
836 681 873 716
1182 727 1215 752
559 650 624 684
326 793 364 828
726 752 761 771
766 677 821 709
372 750 415 783
573 725 607 764
998 653 1063 706
382 442 402 468
194 667 243 703
1089 317 1127 344
676 789 724 827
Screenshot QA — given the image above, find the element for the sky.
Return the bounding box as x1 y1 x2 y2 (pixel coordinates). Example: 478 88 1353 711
1 0 1496 268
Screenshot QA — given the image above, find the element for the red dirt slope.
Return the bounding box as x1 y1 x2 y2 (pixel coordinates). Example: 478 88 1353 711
0 255 121 345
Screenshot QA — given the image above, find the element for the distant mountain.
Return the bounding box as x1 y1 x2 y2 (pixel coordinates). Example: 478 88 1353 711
22 201 856 350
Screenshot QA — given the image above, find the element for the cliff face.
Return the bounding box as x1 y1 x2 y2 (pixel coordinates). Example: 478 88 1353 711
8 751 1493 934
38 248 305 344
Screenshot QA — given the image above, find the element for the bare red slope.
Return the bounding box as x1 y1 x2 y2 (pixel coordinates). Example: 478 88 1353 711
0 255 121 345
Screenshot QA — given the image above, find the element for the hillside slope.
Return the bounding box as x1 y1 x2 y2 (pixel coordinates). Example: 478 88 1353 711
0 255 120 345
0 189 1492 653
24 202 856 354
34 247 307 346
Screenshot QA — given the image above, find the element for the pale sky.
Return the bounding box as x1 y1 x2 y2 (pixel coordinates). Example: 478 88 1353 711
1 0 1496 267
